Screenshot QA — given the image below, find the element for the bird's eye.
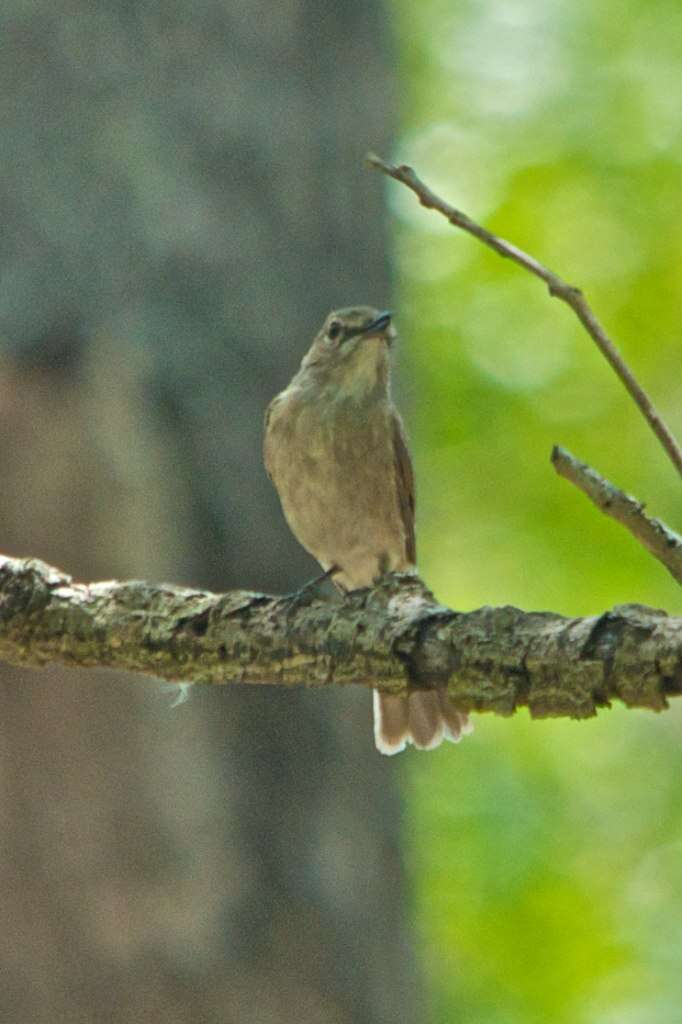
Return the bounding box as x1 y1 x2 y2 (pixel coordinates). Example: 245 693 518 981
327 320 343 343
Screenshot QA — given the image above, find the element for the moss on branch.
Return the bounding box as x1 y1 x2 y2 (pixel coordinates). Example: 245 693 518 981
1 554 680 719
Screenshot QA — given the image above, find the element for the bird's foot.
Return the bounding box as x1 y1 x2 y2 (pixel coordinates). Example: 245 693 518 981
275 566 339 610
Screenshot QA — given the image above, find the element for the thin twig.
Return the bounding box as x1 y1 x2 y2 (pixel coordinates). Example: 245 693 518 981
551 446 682 584
366 153 682 481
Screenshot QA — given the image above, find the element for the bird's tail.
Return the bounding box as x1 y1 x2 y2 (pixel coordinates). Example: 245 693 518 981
373 689 472 755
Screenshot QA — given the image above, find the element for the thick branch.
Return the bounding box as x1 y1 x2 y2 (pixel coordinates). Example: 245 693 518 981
1 555 681 719
552 446 682 585
366 153 682 481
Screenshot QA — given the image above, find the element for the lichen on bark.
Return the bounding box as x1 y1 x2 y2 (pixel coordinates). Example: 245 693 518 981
1 554 681 719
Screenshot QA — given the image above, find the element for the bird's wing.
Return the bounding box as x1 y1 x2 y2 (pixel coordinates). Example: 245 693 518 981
391 410 416 565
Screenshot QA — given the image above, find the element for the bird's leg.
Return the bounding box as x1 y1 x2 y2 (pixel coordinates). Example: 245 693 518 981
275 565 340 607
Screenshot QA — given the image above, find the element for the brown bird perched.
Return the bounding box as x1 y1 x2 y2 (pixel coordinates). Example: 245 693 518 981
264 306 471 754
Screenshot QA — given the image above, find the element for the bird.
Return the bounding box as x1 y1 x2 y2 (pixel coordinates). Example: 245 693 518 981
263 306 471 754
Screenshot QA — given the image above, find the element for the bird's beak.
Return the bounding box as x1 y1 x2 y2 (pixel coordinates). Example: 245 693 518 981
361 311 392 337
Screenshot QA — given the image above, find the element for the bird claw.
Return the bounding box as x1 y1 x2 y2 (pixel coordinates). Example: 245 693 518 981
275 566 339 610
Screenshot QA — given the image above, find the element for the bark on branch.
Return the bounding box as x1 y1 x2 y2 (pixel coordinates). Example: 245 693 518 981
1 554 681 720
552 446 682 585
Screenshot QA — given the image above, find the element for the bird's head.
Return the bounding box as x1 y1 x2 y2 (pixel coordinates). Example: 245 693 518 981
300 306 396 396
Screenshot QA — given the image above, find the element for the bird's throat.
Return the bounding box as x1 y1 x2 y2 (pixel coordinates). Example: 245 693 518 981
336 342 389 400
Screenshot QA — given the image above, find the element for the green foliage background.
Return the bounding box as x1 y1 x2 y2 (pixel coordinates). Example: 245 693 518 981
389 1 682 1020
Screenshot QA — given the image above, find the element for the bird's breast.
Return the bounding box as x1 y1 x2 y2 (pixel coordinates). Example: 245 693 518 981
265 389 410 588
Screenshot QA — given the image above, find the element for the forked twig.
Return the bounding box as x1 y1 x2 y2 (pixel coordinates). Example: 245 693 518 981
367 153 682 481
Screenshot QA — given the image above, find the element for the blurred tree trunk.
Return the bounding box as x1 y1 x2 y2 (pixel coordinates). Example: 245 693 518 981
0 3 421 1022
